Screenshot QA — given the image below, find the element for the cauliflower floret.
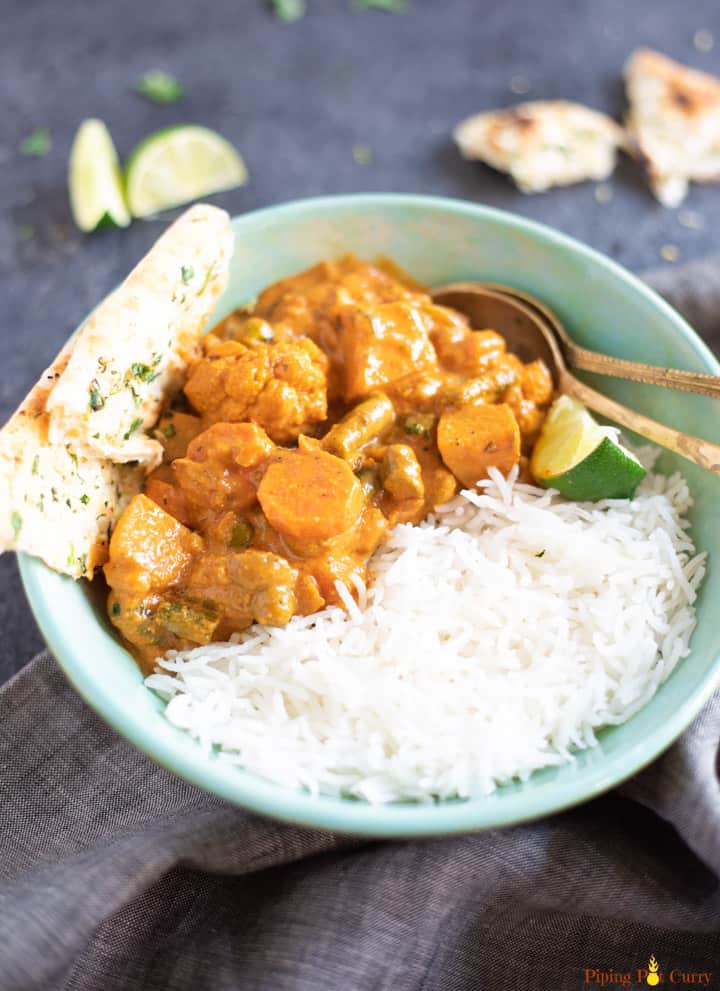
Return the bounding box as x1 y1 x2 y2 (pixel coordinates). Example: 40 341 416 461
184 336 328 443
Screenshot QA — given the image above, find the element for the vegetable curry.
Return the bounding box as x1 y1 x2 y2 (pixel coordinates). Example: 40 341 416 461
105 256 553 668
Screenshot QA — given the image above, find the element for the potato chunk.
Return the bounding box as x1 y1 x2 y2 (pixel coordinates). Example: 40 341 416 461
188 549 300 629
258 449 365 542
438 403 521 486
104 494 202 596
184 336 328 443
341 301 438 402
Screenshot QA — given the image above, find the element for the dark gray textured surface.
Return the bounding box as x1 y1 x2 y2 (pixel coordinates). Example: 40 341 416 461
2 0 720 681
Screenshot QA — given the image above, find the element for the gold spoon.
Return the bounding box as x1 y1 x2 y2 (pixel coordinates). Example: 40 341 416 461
476 281 720 399
432 284 720 475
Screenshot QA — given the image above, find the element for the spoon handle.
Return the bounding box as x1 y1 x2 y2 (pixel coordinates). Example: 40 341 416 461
560 370 720 475
564 341 720 399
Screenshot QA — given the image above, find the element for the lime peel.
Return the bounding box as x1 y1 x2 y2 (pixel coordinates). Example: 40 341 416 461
125 125 247 218
69 119 130 232
531 396 646 501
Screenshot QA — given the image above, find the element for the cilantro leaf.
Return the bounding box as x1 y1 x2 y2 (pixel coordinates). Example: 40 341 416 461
123 417 143 440
135 70 185 104
131 362 159 382
269 0 306 21
19 128 52 157
89 381 105 411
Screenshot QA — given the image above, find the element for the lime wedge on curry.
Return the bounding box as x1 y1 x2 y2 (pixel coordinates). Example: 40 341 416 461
125 125 248 218
530 395 646 501
68 119 131 231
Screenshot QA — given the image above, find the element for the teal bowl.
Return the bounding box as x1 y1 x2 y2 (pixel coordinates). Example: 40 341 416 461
19 194 720 836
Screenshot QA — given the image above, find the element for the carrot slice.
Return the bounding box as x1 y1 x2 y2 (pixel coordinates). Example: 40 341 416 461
258 450 364 542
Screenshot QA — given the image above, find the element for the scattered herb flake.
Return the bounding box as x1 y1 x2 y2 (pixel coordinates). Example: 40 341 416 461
163 423 177 438
197 263 215 295
80 494 90 505
77 554 88 574
352 143 372 165
112 602 121 617
10 511 22 538
16 224 35 241
67 544 76 567
181 265 194 285
404 421 424 436
535 550 545 558
124 417 143 440
89 380 105 411
269 0 306 21
31 454 39 476
135 70 185 104
131 362 158 382
351 0 408 11
19 128 51 157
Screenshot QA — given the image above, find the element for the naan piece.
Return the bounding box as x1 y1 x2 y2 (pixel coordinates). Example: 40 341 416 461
0 203 233 578
625 48 720 207
454 100 624 193
47 203 233 467
0 343 141 578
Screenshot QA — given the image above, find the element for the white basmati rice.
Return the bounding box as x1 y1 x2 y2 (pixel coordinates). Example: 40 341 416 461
146 454 706 803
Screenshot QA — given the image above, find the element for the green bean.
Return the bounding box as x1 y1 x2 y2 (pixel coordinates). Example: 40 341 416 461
381 445 425 502
322 393 394 462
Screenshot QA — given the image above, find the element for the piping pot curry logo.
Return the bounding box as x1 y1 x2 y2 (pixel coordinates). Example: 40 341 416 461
647 957 661 986
583 955 713 987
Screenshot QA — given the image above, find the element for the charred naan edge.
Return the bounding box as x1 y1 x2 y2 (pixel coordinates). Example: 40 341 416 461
0 342 142 578
454 100 625 193
625 49 720 207
47 203 233 467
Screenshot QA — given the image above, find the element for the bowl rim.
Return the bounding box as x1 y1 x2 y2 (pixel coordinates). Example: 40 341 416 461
18 192 720 837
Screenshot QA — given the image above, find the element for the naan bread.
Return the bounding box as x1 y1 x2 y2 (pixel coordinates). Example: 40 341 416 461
454 100 624 192
0 344 141 578
625 48 720 207
47 203 233 466
0 204 233 578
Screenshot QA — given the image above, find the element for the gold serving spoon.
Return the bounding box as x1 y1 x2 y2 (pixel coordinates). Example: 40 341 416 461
476 282 720 399
432 283 720 475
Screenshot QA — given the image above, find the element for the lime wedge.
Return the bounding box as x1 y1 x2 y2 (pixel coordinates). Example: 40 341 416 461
68 119 131 231
125 126 247 218
530 396 646 501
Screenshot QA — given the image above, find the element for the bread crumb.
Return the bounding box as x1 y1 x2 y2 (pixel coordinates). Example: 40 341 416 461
693 29 714 52
509 75 531 95
594 183 613 203
660 243 680 262
678 209 704 230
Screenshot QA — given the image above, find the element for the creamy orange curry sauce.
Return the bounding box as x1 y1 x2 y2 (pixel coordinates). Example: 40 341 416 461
104 256 553 668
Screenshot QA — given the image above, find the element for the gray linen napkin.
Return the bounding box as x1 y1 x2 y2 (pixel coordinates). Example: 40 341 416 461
1 260 720 991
